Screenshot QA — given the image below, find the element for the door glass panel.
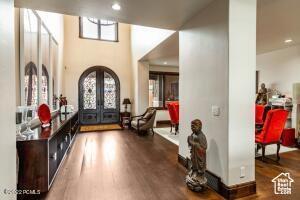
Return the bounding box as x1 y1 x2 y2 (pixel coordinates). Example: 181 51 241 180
104 72 116 109
83 71 97 109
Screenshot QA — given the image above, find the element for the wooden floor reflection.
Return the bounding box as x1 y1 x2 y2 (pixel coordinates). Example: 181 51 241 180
45 130 300 200
45 130 223 200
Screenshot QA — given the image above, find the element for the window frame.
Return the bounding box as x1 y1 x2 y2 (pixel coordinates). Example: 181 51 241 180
149 71 179 110
79 17 119 42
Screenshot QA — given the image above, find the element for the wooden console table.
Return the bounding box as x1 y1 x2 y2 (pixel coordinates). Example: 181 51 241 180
120 112 131 128
17 111 79 193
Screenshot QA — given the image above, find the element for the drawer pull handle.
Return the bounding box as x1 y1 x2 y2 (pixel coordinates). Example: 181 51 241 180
65 136 68 142
60 143 63 150
51 152 57 161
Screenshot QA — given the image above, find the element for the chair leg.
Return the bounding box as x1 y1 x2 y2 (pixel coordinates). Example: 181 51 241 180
261 144 266 162
170 124 173 133
151 128 154 136
277 143 281 161
175 124 178 135
256 143 260 153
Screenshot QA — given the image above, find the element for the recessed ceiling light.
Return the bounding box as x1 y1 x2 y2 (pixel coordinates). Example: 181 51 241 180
164 61 168 65
285 39 293 43
112 3 121 11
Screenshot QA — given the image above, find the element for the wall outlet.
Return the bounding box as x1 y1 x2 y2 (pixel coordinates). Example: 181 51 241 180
212 106 220 116
240 166 245 178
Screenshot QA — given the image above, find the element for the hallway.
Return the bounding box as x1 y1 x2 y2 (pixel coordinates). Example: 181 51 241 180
45 131 222 200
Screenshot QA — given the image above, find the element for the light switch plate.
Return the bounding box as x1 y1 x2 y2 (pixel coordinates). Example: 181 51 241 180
212 106 220 116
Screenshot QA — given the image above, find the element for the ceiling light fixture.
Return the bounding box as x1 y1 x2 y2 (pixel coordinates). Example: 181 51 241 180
112 3 121 11
285 39 293 43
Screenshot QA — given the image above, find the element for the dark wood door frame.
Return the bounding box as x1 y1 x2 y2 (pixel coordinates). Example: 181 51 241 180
78 66 120 125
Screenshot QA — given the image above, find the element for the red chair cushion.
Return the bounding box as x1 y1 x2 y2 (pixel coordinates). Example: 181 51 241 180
282 128 296 147
174 103 179 121
255 104 265 125
167 103 179 124
255 109 288 144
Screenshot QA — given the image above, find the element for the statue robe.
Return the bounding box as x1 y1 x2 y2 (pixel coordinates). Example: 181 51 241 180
189 131 207 174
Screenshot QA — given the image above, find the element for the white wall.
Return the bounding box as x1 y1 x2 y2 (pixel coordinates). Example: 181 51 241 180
131 25 174 114
179 0 230 184
228 0 256 186
0 0 16 199
179 0 256 186
154 110 170 127
138 61 150 113
257 45 300 97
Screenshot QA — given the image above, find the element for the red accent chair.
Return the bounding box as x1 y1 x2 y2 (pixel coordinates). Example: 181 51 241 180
281 128 296 147
167 103 179 134
255 104 265 126
255 109 288 161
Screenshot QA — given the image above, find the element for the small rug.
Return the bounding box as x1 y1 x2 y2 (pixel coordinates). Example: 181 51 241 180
154 127 179 146
80 124 122 132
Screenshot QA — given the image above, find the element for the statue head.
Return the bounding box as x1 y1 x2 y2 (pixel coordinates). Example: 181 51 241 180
191 119 202 133
261 83 266 89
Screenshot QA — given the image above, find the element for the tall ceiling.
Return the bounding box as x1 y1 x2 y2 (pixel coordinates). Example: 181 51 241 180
144 0 300 65
15 0 214 30
15 0 300 55
257 0 300 54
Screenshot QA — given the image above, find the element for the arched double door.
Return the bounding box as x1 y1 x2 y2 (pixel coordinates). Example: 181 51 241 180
79 66 120 125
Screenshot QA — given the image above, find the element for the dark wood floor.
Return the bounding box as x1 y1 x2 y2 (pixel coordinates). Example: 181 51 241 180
45 130 300 200
45 130 222 200
242 150 300 200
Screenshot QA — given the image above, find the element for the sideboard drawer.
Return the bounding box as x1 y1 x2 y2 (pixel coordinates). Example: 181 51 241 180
49 138 58 184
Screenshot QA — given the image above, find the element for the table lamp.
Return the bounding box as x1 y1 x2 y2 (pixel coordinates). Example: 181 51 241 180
122 98 131 113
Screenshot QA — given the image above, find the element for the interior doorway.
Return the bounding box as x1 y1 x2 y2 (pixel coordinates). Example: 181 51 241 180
79 66 120 125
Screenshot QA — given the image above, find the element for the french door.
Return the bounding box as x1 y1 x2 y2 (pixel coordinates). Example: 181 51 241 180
79 66 120 125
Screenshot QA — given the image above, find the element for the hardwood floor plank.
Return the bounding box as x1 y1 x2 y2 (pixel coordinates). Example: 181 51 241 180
44 130 300 200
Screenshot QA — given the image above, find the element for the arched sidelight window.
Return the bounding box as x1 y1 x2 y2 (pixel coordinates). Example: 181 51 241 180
24 62 38 106
41 65 49 104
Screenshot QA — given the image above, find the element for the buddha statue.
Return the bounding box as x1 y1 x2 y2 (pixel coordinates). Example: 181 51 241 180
186 119 207 192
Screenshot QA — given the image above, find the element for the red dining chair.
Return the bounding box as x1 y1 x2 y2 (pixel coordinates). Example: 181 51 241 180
174 102 179 120
255 104 265 126
255 109 288 161
167 103 179 134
